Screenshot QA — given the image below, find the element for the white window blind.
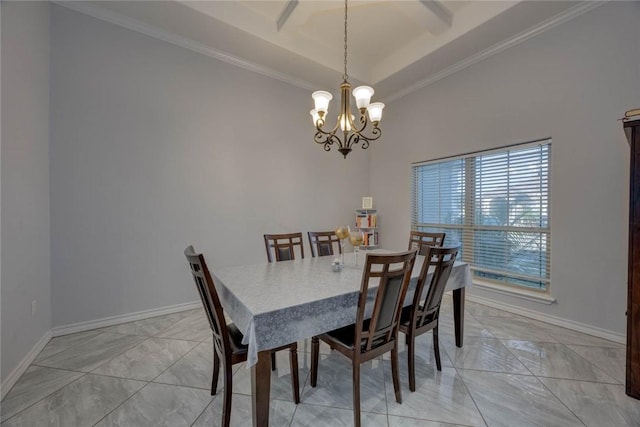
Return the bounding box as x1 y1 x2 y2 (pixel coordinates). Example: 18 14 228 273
412 141 551 291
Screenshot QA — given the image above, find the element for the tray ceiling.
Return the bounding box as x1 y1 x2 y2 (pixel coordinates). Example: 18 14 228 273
60 1 598 100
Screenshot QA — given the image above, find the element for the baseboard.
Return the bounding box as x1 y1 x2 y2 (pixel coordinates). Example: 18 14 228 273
1 330 52 400
51 301 201 337
466 294 626 344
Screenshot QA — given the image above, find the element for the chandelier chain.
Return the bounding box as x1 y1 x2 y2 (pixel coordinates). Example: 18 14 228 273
343 0 348 81
311 0 383 158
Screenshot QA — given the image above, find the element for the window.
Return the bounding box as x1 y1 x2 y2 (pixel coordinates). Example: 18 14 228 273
411 140 551 292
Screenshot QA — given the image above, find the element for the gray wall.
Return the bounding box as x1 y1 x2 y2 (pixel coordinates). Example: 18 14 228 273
371 2 640 335
1 1 51 382
50 6 370 327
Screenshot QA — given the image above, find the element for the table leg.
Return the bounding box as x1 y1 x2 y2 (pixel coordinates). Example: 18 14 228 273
453 287 465 347
251 350 271 427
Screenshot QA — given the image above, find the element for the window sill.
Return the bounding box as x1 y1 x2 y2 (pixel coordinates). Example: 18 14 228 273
471 279 556 305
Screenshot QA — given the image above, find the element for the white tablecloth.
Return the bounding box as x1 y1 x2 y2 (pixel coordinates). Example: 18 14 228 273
212 252 471 366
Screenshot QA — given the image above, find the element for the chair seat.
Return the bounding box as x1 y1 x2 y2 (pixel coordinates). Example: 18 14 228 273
399 305 412 326
399 305 436 330
227 322 249 356
321 319 388 352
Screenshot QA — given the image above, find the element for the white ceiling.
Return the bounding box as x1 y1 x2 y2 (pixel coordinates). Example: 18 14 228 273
62 1 599 101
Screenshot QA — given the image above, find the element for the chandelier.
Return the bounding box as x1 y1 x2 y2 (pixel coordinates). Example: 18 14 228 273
310 0 384 159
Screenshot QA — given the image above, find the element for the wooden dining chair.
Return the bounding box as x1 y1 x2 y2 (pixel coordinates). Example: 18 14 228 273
264 232 305 262
399 245 458 392
408 230 446 255
310 249 417 427
307 231 342 257
184 246 300 427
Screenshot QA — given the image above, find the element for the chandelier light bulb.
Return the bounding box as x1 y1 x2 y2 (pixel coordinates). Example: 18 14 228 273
339 114 355 132
310 109 321 125
312 91 332 115
353 86 374 110
367 102 385 123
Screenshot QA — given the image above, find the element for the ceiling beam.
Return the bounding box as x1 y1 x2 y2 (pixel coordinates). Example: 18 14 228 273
277 0 299 32
395 0 452 36
420 1 453 28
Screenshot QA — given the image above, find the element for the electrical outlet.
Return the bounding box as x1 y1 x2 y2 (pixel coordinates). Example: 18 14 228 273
31 300 36 317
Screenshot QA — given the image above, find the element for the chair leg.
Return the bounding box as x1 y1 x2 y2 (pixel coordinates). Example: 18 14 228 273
352 361 361 427
391 343 403 404
310 336 319 387
271 351 277 371
407 332 416 392
433 325 442 371
289 344 300 404
222 362 233 427
212 349 220 395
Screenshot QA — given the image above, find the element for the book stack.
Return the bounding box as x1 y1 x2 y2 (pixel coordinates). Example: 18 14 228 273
355 212 377 228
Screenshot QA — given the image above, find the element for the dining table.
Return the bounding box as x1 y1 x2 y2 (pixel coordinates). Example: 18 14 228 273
212 251 472 427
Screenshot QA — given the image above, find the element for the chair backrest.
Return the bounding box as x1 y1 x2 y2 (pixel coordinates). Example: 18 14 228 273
308 231 342 257
355 249 417 352
410 246 459 328
264 232 305 262
184 246 231 358
408 231 446 255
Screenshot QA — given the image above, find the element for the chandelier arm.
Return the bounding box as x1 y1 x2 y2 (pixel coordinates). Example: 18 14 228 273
315 119 341 137
314 132 345 152
350 113 369 134
354 127 382 147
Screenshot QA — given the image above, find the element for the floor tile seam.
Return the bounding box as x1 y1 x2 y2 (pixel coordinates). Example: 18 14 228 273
533 374 624 386
499 339 621 384
456 366 541 379
567 342 626 350
271 397 297 427
87 370 157 383
535 375 589 427
90 379 152 427
19 364 87 376
451 365 489 427
32 331 105 363
151 334 208 343
90 337 202 382
292 400 388 415
389 412 476 426
297 356 313 404
0 372 89 424
500 339 568 378
561 345 622 384
189 393 218 427
147 340 207 385
450 337 534 376
150 379 211 392
447 364 534 376
84 336 152 375
34 333 150 372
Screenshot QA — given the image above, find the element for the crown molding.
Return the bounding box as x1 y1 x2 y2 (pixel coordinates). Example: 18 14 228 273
52 1 317 92
385 1 606 103
54 1 604 103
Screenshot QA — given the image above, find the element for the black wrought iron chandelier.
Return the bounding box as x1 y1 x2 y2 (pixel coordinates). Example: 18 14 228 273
310 0 385 159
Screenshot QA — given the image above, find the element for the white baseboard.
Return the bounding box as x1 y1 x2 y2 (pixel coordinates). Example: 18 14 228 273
2 302 201 399
51 301 201 337
466 294 626 344
1 330 52 400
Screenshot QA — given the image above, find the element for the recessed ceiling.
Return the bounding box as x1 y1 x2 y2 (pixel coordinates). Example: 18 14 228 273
181 0 515 84
61 1 599 101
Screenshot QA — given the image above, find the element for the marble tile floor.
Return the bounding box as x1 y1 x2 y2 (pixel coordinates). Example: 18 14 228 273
2 296 639 427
